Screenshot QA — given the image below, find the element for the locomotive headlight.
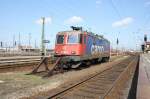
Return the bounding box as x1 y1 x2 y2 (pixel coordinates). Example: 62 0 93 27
71 51 76 54
61 51 66 54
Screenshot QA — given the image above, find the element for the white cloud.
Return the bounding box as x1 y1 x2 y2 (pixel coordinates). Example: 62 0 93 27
96 0 102 7
112 17 133 28
96 0 101 4
36 17 52 24
64 16 83 25
145 1 150 7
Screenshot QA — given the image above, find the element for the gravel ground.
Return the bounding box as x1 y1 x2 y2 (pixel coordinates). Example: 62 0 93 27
0 55 128 99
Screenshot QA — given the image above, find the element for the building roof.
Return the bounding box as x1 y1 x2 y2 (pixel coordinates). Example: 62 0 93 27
146 42 150 45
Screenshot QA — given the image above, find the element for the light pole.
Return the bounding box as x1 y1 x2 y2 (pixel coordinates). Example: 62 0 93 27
41 17 45 57
18 33 21 47
34 39 37 48
29 33 31 46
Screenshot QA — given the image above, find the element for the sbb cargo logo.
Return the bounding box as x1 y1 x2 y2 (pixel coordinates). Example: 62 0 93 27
91 45 104 55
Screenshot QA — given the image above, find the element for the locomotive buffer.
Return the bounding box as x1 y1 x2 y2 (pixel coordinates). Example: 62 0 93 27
30 17 64 76
30 56 63 76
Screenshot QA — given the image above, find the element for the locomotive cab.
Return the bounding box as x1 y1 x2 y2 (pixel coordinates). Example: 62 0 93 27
55 31 86 57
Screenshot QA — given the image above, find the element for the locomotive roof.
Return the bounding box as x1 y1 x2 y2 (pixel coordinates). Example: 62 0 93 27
57 30 110 42
57 30 82 35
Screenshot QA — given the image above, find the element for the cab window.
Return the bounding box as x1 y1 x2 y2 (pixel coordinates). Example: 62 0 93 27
57 35 64 44
84 35 86 44
68 34 79 43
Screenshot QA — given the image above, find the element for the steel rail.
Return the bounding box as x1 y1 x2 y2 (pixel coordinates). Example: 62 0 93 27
47 56 138 99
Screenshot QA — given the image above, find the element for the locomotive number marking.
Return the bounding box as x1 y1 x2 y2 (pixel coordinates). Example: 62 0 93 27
91 45 104 55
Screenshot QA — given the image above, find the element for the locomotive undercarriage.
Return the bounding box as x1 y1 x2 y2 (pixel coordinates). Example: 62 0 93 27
55 55 82 69
30 55 110 76
55 55 110 69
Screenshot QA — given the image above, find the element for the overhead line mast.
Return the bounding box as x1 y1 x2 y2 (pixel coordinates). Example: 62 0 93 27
41 17 45 56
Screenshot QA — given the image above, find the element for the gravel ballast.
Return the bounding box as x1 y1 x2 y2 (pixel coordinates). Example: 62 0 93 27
0 55 128 99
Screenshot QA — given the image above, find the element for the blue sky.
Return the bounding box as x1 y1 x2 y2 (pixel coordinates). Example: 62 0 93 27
0 0 150 50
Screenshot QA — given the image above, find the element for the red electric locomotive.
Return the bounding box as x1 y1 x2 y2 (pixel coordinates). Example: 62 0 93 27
54 26 110 69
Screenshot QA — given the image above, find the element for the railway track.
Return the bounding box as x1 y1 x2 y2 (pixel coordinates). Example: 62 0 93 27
0 56 54 72
33 55 139 99
0 57 40 69
0 56 57 73
0 55 122 73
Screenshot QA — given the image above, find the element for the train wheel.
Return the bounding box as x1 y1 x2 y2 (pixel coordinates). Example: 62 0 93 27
97 57 102 63
86 61 91 66
71 62 81 68
102 57 110 62
106 57 110 62
91 59 99 64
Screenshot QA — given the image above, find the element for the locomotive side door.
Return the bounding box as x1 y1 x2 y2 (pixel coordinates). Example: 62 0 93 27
83 33 87 55
80 33 86 55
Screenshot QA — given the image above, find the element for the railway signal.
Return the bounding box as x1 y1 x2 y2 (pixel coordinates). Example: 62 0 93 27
0 41 3 48
117 38 119 45
144 34 147 42
43 40 50 43
15 41 17 46
116 38 119 56
141 44 145 53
